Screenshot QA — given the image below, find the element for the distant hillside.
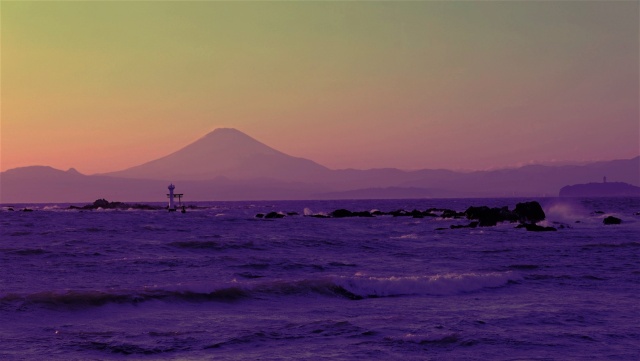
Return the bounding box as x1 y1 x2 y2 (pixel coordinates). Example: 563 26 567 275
559 182 640 197
2 128 639 203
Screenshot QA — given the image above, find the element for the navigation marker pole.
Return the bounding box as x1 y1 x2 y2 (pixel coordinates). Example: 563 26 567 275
167 183 185 212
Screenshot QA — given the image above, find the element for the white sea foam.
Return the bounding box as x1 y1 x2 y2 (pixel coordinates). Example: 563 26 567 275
545 200 588 222
391 233 418 239
335 272 518 297
303 208 328 217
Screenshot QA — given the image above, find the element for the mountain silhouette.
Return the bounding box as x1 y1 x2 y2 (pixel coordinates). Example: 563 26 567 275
105 128 330 182
1 128 639 203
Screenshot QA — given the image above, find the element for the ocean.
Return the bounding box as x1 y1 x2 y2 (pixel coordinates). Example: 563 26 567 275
1 197 638 360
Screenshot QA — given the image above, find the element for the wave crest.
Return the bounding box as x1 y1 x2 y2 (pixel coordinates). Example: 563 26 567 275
335 272 517 297
1 272 516 310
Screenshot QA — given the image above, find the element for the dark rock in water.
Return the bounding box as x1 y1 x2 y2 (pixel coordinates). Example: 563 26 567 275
264 212 285 219
92 198 112 208
8 208 14 211
330 209 353 218
70 199 164 211
441 209 464 219
450 222 479 229
465 206 516 227
255 213 265 218
464 206 492 223
389 209 410 217
287 212 299 216
353 211 374 217
330 209 374 218
514 201 546 224
552 222 572 229
517 223 557 232
22 208 34 212
603 216 622 225
435 227 448 231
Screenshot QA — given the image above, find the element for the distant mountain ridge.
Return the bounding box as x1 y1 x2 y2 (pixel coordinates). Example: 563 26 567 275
104 128 330 182
1 128 639 203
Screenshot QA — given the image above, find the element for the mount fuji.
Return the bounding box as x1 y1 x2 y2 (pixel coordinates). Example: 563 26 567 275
105 128 330 182
1 128 638 203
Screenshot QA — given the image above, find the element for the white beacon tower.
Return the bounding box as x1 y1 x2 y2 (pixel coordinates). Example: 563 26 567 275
168 183 176 211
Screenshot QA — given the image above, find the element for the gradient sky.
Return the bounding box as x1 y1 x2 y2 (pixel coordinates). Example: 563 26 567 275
2 1 638 174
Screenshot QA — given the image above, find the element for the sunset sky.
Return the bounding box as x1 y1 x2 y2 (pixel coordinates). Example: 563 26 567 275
2 1 638 174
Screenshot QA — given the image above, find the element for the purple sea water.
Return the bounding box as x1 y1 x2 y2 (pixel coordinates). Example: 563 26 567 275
1 198 639 360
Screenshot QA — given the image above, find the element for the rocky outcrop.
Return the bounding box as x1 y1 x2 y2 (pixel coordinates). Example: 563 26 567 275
330 209 373 218
513 201 546 224
254 201 549 232
603 216 622 225
464 206 518 227
461 201 544 227
70 199 164 210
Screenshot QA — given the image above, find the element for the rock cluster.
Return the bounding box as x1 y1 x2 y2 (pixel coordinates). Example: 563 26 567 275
463 202 546 228
255 201 555 232
255 212 285 219
69 199 164 210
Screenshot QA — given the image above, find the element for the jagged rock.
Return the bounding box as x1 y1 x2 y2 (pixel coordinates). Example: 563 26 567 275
465 206 516 227
70 199 163 210
264 212 285 219
92 198 111 208
330 209 353 218
356 211 374 217
603 216 622 225
389 210 410 217
441 209 464 219
22 208 33 212
255 213 265 218
514 201 545 224
330 209 374 218
410 209 424 218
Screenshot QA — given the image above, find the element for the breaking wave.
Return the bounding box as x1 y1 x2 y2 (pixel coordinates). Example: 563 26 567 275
1 272 517 310
334 272 518 297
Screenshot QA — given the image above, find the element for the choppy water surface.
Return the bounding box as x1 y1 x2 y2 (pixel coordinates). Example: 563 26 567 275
1 198 639 360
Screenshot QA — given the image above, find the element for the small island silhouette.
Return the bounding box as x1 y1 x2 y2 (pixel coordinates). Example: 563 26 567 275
559 178 640 197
